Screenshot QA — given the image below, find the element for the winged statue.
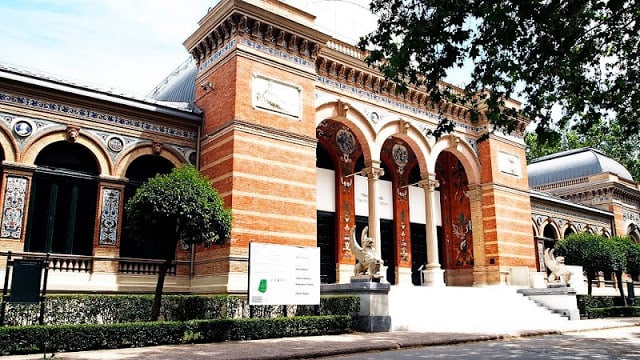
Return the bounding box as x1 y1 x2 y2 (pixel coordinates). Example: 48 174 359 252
349 226 382 279
544 248 572 285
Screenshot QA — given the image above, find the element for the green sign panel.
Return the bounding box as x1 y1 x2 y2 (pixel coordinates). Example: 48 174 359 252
9 259 43 303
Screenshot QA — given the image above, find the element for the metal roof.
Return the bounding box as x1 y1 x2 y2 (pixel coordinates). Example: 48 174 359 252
528 148 634 187
147 57 196 104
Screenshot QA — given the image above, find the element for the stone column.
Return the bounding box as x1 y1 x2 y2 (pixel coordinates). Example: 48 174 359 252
361 163 384 260
419 176 445 286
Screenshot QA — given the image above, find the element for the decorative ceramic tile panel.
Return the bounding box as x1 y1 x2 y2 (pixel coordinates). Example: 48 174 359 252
1 176 28 239
99 188 120 245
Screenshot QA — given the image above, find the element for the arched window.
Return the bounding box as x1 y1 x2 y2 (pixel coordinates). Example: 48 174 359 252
120 155 175 259
25 142 99 255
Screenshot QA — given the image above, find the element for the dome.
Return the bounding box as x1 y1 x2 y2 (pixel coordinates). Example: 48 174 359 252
528 148 634 187
147 57 196 104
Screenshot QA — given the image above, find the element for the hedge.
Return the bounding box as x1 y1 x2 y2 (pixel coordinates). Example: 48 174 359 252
585 306 640 319
3 294 360 326
577 295 640 318
0 315 353 355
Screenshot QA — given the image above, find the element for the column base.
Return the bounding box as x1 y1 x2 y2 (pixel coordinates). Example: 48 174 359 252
421 268 445 287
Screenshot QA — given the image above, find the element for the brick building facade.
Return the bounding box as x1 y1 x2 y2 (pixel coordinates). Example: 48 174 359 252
0 0 637 294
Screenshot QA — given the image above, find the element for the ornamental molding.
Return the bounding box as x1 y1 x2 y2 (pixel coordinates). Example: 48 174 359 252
531 202 612 225
0 91 197 140
201 119 317 149
189 11 322 73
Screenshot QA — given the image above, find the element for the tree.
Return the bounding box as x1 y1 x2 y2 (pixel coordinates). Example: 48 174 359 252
555 233 614 295
359 1 640 141
612 236 640 304
125 165 232 321
607 236 629 305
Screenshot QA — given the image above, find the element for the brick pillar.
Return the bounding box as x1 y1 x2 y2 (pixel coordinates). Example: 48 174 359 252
184 0 330 293
0 162 35 267
467 184 487 286
92 178 125 273
477 134 535 285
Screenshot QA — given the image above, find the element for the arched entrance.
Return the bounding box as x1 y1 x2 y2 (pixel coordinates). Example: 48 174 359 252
316 119 366 284
542 223 558 249
435 151 474 285
120 155 175 259
25 142 99 255
316 142 337 284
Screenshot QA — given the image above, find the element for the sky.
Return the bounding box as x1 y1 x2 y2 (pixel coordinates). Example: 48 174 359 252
0 0 378 97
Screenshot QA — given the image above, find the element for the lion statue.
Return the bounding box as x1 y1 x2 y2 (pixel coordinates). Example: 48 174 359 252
349 226 382 279
544 248 572 285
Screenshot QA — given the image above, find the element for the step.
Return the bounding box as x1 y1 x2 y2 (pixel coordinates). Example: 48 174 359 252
388 286 569 332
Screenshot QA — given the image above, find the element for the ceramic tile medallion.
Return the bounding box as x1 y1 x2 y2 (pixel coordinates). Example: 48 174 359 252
1 176 28 239
392 143 409 174
335 128 355 159
13 119 33 137
99 188 120 245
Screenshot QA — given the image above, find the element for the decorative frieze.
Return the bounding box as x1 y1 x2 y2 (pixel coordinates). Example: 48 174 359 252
0 91 197 140
0 176 28 239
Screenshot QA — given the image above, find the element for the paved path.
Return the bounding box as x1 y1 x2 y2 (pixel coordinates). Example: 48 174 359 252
327 326 640 359
5 318 640 360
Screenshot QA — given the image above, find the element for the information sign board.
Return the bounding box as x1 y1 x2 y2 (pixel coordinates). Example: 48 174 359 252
248 242 320 306
9 259 43 303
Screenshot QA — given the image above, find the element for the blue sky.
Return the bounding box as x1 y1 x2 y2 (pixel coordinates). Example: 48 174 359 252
0 0 380 97
0 0 213 96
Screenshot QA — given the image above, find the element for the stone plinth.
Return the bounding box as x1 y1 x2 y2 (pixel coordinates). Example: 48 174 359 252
517 285 580 320
422 268 445 287
321 277 391 332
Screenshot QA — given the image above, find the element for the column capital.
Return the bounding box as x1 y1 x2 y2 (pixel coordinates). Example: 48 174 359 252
361 165 384 180
418 176 439 191
465 184 483 201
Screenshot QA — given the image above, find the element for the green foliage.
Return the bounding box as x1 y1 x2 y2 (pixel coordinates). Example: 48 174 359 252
555 233 612 276
555 233 615 295
2 294 360 326
125 165 232 249
0 316 353 355
577 295 615 315
359 1 640 141
585 307 640 319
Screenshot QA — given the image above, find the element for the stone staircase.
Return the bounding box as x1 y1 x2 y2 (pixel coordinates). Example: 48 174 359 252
388 285 571 333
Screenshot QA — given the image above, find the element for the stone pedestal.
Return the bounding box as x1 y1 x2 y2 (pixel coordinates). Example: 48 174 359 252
422 268 445 287
517 285 580 320
321 276 391 332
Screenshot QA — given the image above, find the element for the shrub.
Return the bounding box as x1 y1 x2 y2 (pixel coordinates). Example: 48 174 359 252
0 315 353 355
2 294 359 326
577 295 615 315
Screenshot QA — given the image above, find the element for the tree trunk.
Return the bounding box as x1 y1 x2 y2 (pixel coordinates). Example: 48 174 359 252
587 272 593 296
616 270 627 306
150 236 179 321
